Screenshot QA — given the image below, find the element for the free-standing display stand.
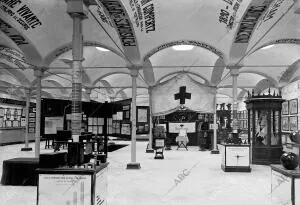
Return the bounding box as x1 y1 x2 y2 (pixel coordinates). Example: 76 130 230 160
36 163 108 205
221 143 251 172
154 137 165 159
271 165 300 205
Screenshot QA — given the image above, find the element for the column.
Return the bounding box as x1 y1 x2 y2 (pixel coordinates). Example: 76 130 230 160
21 88 32 151
127 68 141 169
231 67 239 134
34 69 43 157
146 87 154 153
67 0 87 141
211 93 219 154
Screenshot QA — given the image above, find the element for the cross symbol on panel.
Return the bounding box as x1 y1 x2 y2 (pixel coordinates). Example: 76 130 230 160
174 86 191 104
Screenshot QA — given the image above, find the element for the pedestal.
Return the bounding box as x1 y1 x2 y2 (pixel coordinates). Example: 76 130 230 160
271 165 300 205
126 162 141 169
211 149 219 154
221 143 251 172
21 147 33 151
36 163 108 205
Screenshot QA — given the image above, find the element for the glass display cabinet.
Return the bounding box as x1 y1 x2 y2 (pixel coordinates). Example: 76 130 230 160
245 89 284 164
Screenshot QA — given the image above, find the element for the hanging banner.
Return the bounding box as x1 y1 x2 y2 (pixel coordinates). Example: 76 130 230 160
151 73 216 116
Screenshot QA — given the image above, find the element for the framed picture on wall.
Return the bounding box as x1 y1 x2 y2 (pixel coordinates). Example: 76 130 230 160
0 107 4 117
282 116 289 131
289 99 298 115
282 101 289 115
289 116 298 131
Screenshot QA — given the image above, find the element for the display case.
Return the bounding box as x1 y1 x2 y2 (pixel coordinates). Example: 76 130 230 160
271 164 300 205
245 90 284 164
220 143 251 172
37 163 108 205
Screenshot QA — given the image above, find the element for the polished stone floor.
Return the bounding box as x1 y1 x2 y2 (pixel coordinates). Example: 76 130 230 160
0 141 287 205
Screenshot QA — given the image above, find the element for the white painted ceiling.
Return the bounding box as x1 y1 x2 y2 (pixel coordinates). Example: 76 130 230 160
0 0 299 105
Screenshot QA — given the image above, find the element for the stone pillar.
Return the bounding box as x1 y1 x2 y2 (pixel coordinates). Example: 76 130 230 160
211 93 219 154
21 88 32 151
230 67 239 133
34 69 43 157
127 67 141 169
66 0 87 141
146 87 154 153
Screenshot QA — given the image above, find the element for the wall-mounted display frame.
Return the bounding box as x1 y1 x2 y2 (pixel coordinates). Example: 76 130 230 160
282 101 289 115
289 99 298 115
0 107 4 117
289 116 298 131
282 116 289 131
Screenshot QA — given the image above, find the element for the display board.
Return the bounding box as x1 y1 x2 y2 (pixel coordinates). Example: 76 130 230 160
168 122 195 133
225 146 250 167
44 117 64 134
271 171 292 205
38 174 92 205
95 167 108 205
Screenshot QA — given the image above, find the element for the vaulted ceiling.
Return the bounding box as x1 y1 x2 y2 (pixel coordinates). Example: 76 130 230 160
0 0 299 105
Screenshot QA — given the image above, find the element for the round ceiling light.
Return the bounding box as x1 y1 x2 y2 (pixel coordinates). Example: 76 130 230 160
172 45 194 51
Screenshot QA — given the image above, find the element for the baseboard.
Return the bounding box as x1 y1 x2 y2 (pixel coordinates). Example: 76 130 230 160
0 139 45 146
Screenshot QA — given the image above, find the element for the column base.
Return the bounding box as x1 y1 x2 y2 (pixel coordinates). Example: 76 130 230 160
165 146 172 150
126 162 141 169
211 149 220 154
21 147 33 151
146 148 154 153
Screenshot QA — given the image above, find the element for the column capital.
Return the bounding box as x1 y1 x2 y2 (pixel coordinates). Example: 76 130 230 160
25 88 31 95
130 68 139 77
66 0 88 19
34 69 44 78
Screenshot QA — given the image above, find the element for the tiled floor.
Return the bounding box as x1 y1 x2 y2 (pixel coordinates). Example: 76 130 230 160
0 141 285 205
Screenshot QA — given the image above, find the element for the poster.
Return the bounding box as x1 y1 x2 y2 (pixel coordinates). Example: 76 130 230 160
0 107 4 117
38 174 92 205
282 101 289 115
168 122 196 133
289 99 298 114
121 124 131 135
21 117 26 126
225 146 250 167
282 117 289 131
98 118 104 125
289 116 298 131
137 108 147 122
44 117 64 134
95 168 108 205
116 112 123 120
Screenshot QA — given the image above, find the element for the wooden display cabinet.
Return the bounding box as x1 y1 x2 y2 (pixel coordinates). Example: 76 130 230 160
245 90 284 164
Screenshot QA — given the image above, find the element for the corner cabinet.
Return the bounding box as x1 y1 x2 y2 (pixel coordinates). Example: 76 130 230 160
245 91 284 165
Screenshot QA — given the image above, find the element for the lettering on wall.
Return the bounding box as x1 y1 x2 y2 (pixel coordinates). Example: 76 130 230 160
0 46 27 69
262 0 285 22
0 0 43 30
0 18 28 45
129 0 155 33
234 0 273 43
95 2 114 28
144 40 224 61
97 0 137 47
218 0 243 30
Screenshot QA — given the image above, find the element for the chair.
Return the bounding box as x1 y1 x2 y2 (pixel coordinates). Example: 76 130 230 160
176 135 189 150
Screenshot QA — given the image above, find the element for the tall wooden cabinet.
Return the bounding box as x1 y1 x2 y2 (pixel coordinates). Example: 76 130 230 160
245 90 284 164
